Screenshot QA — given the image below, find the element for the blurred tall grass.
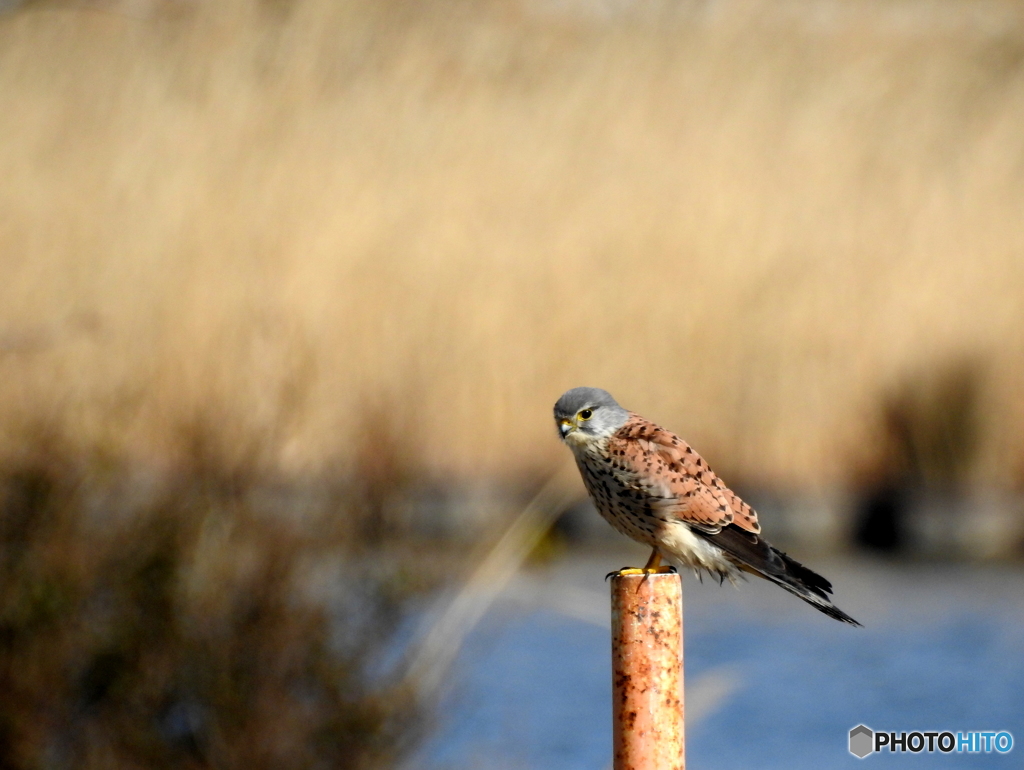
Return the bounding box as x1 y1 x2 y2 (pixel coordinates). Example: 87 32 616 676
1 0 1023 491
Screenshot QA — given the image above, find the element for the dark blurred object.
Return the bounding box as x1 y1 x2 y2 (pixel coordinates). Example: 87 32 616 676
855 360 982 554
854 484 906 552
0 428 429 770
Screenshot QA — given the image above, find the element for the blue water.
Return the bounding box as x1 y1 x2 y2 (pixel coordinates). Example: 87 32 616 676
412 554 1024 769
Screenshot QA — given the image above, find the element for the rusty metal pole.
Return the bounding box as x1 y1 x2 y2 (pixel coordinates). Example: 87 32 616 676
610 571 684 770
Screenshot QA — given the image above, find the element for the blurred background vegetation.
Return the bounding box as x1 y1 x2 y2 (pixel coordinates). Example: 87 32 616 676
1 0 1023 766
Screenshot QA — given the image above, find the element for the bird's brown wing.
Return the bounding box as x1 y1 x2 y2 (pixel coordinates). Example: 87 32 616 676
607 413 761 534
708 475 760 533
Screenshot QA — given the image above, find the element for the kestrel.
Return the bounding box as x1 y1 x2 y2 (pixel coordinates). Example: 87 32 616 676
555 387 860 625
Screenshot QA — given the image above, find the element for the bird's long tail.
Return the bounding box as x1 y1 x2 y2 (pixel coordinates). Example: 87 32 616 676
747 548 862 626
697 525 862 626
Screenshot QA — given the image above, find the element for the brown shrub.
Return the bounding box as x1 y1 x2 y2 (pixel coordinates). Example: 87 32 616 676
0 427 430 770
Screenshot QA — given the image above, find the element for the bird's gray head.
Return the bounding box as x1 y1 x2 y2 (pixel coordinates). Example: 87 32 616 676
553 387 630 445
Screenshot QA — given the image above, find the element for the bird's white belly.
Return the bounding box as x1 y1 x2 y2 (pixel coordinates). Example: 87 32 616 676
658 520 736 575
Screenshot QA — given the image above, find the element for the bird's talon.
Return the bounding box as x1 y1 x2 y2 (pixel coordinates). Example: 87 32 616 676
606 566 676 579
606 567 636 580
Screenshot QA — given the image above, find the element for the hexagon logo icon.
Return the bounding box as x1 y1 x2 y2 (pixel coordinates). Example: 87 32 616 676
849 725 874 758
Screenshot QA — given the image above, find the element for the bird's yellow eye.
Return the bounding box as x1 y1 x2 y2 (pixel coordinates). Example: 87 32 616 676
578 409 593 420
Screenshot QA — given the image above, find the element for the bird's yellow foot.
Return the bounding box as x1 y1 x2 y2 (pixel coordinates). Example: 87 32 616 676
604 566 676 580
605 547 676 580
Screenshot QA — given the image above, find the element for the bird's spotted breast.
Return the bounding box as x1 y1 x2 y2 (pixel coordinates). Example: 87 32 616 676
574 442 662 546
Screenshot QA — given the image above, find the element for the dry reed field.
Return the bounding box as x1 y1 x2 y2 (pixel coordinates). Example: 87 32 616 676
2 0 1024 489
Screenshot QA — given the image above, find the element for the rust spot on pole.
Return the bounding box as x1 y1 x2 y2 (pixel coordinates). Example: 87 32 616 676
610 571 684 770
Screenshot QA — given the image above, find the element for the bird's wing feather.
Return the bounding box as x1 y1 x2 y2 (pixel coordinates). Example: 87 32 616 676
607 414 761 534
708 477 760 533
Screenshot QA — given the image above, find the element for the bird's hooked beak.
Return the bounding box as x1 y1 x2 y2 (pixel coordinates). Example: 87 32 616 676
558 417 576 439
